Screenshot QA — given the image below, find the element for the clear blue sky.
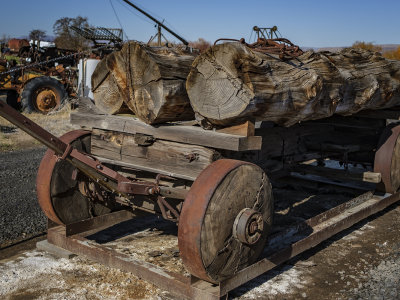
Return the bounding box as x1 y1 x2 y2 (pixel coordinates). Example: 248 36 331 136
1 0 399 47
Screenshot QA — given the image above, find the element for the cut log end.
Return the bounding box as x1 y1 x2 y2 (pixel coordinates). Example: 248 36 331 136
187 43 256 122
91 41 197 124
93 73 129 115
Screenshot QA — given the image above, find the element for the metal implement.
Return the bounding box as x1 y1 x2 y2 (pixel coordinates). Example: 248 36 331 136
374 124 400 193
0 52 81 77
214 37 303 60
0 101 177 223
253 26 280 40
37 130 92 224
232 208 264 245
120 0 189 46
70 26 123 46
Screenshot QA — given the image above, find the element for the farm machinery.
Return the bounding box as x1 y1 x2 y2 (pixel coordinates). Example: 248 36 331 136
1 0 400 297
0 26 123 114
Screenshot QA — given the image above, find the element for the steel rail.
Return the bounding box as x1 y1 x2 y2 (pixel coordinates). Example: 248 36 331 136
44 189 400 299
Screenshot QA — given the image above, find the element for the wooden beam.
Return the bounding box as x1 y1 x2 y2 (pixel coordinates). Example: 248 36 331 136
94 156 199 181
71 112 262 151
291 164 381 184
355 107 400 120
90 128 220 181
217 121 255 136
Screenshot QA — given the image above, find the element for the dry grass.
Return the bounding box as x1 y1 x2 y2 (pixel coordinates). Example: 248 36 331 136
0 102 79 152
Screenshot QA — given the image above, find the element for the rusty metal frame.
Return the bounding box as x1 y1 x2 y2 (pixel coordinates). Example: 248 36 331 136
45 190 400 299
374 124 400 193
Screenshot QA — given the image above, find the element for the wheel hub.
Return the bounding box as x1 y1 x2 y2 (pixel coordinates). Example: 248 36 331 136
233 208 264 245
35 88 58 112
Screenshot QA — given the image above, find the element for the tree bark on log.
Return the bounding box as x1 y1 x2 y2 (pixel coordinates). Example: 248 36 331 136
186 42 400 127
93 41 197 124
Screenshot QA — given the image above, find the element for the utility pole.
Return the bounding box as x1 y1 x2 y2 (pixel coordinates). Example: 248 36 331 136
120 0 189 46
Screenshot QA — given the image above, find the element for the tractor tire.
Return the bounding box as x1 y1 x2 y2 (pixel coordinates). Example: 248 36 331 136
21 76 67 113
6 90 20 110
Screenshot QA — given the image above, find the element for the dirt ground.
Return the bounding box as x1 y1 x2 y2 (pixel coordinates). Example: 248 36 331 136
0 102 77 152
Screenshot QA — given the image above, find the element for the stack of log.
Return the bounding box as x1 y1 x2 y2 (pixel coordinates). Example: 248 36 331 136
91 41 197 124
92 41 400 128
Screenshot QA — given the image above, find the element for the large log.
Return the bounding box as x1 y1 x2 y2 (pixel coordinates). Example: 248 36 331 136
93 41 197 124
186 42 400 127
91 53 130 114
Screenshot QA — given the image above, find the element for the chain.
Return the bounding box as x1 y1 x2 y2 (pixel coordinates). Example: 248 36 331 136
253 172 266 211
0 45 111 76
0 52 81 76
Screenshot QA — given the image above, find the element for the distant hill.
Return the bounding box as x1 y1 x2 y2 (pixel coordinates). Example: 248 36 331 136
302 44 400 53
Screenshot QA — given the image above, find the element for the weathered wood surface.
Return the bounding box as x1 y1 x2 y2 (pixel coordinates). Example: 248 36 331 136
199 164 273 282
70 112 262 151
91 54 130 114
90 128 220 181
220 115 385 174
217 120 255 136
92 41 197 124
291 164 381 184
186 42 400 127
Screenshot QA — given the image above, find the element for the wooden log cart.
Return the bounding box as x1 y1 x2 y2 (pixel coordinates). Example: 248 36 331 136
2 39 400 299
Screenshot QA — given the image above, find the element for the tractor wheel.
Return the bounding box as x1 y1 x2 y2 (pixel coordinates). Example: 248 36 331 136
21 76 66 113
6 90 20 110
36 130 119 225
178 159 274 283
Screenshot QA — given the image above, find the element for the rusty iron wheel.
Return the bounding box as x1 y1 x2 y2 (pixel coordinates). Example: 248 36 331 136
21 76 66 114
178 159 274 283
374 123 400 194
36 130 115 225
34 87 59 112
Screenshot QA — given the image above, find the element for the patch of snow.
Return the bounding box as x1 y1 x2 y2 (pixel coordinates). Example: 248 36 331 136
233 265 307 298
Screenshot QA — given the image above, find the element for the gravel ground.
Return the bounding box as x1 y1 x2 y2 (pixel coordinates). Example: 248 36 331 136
0 148 47 246
353 255 400 300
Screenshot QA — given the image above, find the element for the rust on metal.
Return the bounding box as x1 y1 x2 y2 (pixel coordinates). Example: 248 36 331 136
44 189 400 299
47 225 195 299
232 208 264 245
0 102 184 222
65 210 135 236
178 159 254 283
36 130 91 224
156 195 180 222
34 87 61 113
374 124 400 193
220 191 400 294
214 37 303 60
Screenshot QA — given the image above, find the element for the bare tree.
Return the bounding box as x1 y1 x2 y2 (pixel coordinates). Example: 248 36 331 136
53 16 90 51
0 34 11 44
189 38 211 53
351 41 382 53
29 29 47 41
